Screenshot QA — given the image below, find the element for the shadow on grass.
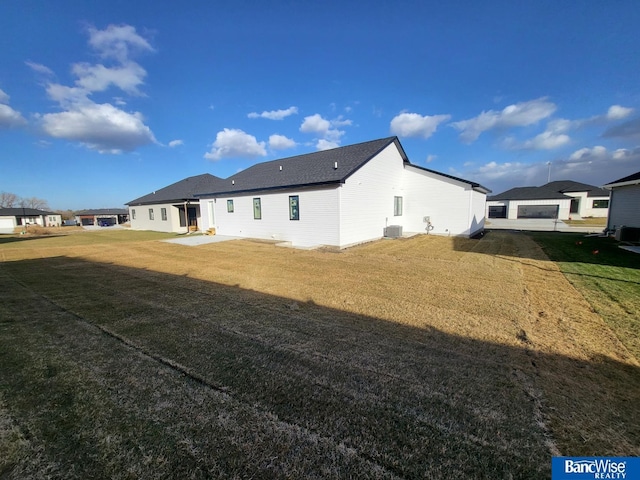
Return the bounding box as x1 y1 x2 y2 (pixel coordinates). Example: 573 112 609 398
1 256 639 479
455 230 640 270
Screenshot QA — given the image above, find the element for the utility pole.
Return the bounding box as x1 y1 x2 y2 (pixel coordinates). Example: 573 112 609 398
547 162 551 183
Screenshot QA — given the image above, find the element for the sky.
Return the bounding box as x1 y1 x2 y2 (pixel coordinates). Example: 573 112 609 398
1 0 640 210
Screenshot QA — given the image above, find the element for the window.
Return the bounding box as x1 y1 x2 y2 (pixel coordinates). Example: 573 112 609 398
289 195 299 220
593 199 609 209
394 196 403 216
253 198 261 219
161 208 167 221
149 208 154 220
132 209 136 220
227 199 234 213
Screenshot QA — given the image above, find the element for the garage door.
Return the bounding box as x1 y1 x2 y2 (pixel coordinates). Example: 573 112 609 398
488 206 507 218
517 205 559 219
0 217 15 234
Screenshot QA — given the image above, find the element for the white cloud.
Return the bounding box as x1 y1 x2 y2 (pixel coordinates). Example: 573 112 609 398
316 139 340 150
451 97 557 143
606 105 634 120
300 114 331 135
87 24 154 62
168 139 183 147
204 128 267 160
72 62 148 96
248 106 298 120
25 61 55 76
269 134 296 150
299 113 351 150
521 131 570 150
0 89 26 128
35 24 157 154
390 112 451 139
569 145 609 162
426 154 437 163
40 103 156 153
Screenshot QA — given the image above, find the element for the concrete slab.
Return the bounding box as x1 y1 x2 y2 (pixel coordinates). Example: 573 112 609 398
163 234 241 246
485 218 605 233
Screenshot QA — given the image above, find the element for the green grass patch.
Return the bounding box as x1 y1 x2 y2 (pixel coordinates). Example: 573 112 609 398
563 218 607 226
528 232 640 359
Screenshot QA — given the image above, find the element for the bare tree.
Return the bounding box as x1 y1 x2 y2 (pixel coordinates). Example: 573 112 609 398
0 192 19 208
20 197 50 210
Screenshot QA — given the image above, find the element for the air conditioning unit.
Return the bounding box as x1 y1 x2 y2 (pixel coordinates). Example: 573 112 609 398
616 226 640 242
384 225 403 238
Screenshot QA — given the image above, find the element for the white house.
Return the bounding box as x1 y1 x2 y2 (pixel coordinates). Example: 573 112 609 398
0 208 63 234
127 174 226 233
75 208 129 226
486 180 610 221
603 170 640 231
195 137 489 248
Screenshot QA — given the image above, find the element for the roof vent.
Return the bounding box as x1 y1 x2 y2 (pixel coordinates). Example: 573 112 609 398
232 180 235 185
334 161 338 169
279 165 283 171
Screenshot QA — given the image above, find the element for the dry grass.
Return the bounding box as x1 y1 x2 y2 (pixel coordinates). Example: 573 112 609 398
0 230 638 479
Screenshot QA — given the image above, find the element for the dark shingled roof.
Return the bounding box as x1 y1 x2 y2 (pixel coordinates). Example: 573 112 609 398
197 137 406 196
604 170 640 187
488 180 609 201
0 208 57 216
127 174 226 206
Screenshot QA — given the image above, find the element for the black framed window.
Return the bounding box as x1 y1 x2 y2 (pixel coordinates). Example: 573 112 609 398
253 198 261 219
289 196 299 220
227 199 234 213
592 200 609 209
148 208 154 220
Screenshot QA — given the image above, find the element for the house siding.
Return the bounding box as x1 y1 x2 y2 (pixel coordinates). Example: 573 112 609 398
338 143 406 246
487 199 571 220
403 166 483 236
203 186 341 247
608 184 640 229
129 202 195 233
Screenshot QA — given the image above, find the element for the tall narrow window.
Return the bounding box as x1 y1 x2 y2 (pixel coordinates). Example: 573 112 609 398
227 199 234 213
149 208 154 220
132 209 136 220
161 208 167 221
253 198 261 219
394 196 403 216
289 195 299 220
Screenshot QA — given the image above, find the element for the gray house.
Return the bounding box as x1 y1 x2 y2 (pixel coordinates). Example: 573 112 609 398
127 174 226 233
486 180 610 220
603 170 640 232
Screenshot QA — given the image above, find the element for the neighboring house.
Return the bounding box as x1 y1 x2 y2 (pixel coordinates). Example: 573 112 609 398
195 137 490 248
603 170 640 231
127 174 226 233
75 208 129 226
486 180 610 220
0 208 62 234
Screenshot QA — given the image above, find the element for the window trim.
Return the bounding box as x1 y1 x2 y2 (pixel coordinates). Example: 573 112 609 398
132 209 136 220
592 199 609 209
289 195 299 221
148 208 154 221
161 207 167 221
253 198 261 220
227 199 234 213
394 196 403 216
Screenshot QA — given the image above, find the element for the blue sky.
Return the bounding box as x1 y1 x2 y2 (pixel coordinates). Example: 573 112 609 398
1 0 639 210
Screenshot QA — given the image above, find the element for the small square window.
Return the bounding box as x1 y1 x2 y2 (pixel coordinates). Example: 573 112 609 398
394 196 403 216
161 207 167 221
289 196 299 221
227 199 234 213
149 208 154 220
253 198 261 219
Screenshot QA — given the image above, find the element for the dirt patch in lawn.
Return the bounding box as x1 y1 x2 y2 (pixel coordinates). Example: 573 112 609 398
0 231 637 478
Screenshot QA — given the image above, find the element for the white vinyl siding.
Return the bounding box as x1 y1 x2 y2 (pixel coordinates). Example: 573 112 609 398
129 203 199 233
608 184 640 229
